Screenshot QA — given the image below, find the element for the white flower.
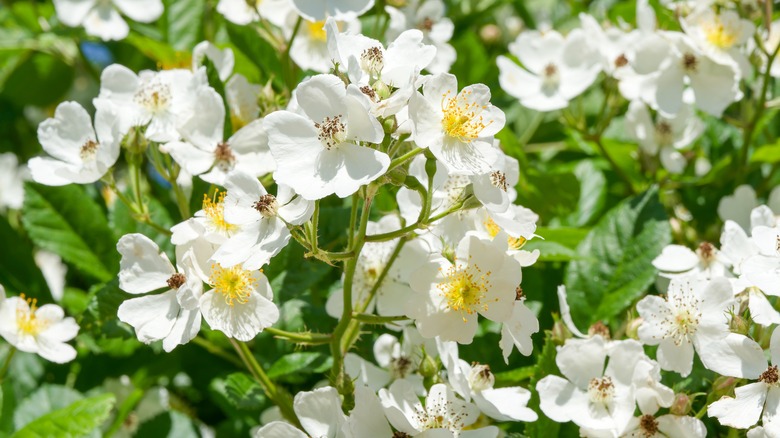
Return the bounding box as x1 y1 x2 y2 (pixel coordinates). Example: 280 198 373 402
162 87 274 186
0 152 26 210
536 336 642 432
497 29 601 112
53 0 163 41
290 18 361 73
227 75 262 130
385 0 456 74
407 234 521 343
217 0 293 27
636 32 740 117
192 41 235 82
440 341 538 422
0 291 78 363
625 101 704 174
212 171 313 270
718 185 759 231
264 74 388 200
708 330 780 429
30 101 121 186
291 0 373 21
255 386 349 438
636 277 734 376
379 380 498 437
409 73 505 175
651 242 730 283
499 298 539 362
95 65 210 143
469 147 520 214
116 234 203 352
615 414 706 438
681 8 754 77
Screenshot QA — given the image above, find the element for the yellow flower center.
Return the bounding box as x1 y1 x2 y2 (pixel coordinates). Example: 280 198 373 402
16 295 47 336
203 191 238 234
483 218 527 250
704 20 738 49
437 259 493 321
441 90 490 142
307 20 327 42
209 264 256 306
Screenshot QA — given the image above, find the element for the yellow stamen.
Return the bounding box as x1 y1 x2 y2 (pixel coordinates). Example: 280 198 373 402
704 19 738 49
307 20 327 42
209 264 257 306
437 258 493 321
441 90 490 142
483 218 501 239
16 294 47 336
203 191 238 233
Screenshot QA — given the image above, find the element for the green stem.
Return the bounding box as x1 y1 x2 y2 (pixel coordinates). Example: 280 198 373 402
309 200 320 255
517 111 544 147
191 336 244 368
388 147 424 172
359 238 406 313
330 192 373 393
283 17 303 91
347 193 359 249
104 387 145 438
364 197 469 242
230 339 299 427
0 347 15 384
264 327 331 345
352 313 410 324
590 135 636 195
740 40 780 179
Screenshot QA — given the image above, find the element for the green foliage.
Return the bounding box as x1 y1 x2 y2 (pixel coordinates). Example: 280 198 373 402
12 393 115 438
564 187 672 327
22 183 118 282
13 385 84 430
0 217 49 299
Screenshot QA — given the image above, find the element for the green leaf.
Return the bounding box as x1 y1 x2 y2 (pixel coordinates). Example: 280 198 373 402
22 183 117 282
1 51 74 107
79 281 140 356
225 22 284 87
135 411 200 438
162 0 204 51
222 373 266 411
0 216 49 299
13 385 83 430
564 188 671 327
12 393 115 438
494 366 535 386
570 160 606 226
751 143 780 164
267 352 328 379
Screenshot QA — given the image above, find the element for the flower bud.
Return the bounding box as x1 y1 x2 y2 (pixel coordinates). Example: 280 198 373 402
551 319 572 345
418 351 438 379
587 321 611 340
382 165 408 187
729 313 750 335
625 317 643 340
479 24 501 45
382 115 396 134
122 126 148 159
712 376 738 397
373 80 391 100
669 393 693 416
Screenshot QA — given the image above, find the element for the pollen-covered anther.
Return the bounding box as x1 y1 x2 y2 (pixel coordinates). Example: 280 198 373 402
314 115 347 150
360 85 378 102
360 46 385 76
167 272 186 289
490 170 508 191
697 241 716 264
391 356 413 379
588 321 611 340
639 414 659 437
134 81 172 113
441 90 490 142
614 54 628 68
80 139 99 160
437 257 494 321
775 236 780 254
16 294 48 336
419 17 434 32
469 363 494 391
655 121 673 146
660 287 702 345
214 142 236 167
587 376 615 403
683 53 698 72
253 194 278 218
209 263 256 306
203 190 238 233
515 285 524 300
759 365 779 385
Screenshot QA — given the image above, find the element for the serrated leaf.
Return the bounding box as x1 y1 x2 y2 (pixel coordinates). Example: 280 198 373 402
12 393 115 438
221 373 266 411
79 281 140 356
22 183 117 282
564 188 671 327
571 160 606 226
162 0 204 51
0 216 49 300
13 385 83 430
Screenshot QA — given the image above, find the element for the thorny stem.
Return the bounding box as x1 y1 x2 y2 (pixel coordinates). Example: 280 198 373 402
191 336 244 368
264 327 331 345
388 147 424 172
230 339 300 427
352 313 410 324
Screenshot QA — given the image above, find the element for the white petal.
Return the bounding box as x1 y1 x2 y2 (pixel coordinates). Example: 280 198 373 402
113 0 163 22
83 4 129 41
53 0 95 26
294 386 347 438
254 422 307 438
708 382 768 429
117 233 175 294
200 285 279 342
117 291 179 344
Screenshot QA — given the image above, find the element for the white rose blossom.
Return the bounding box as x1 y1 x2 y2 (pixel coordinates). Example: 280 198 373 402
53 0 163 41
